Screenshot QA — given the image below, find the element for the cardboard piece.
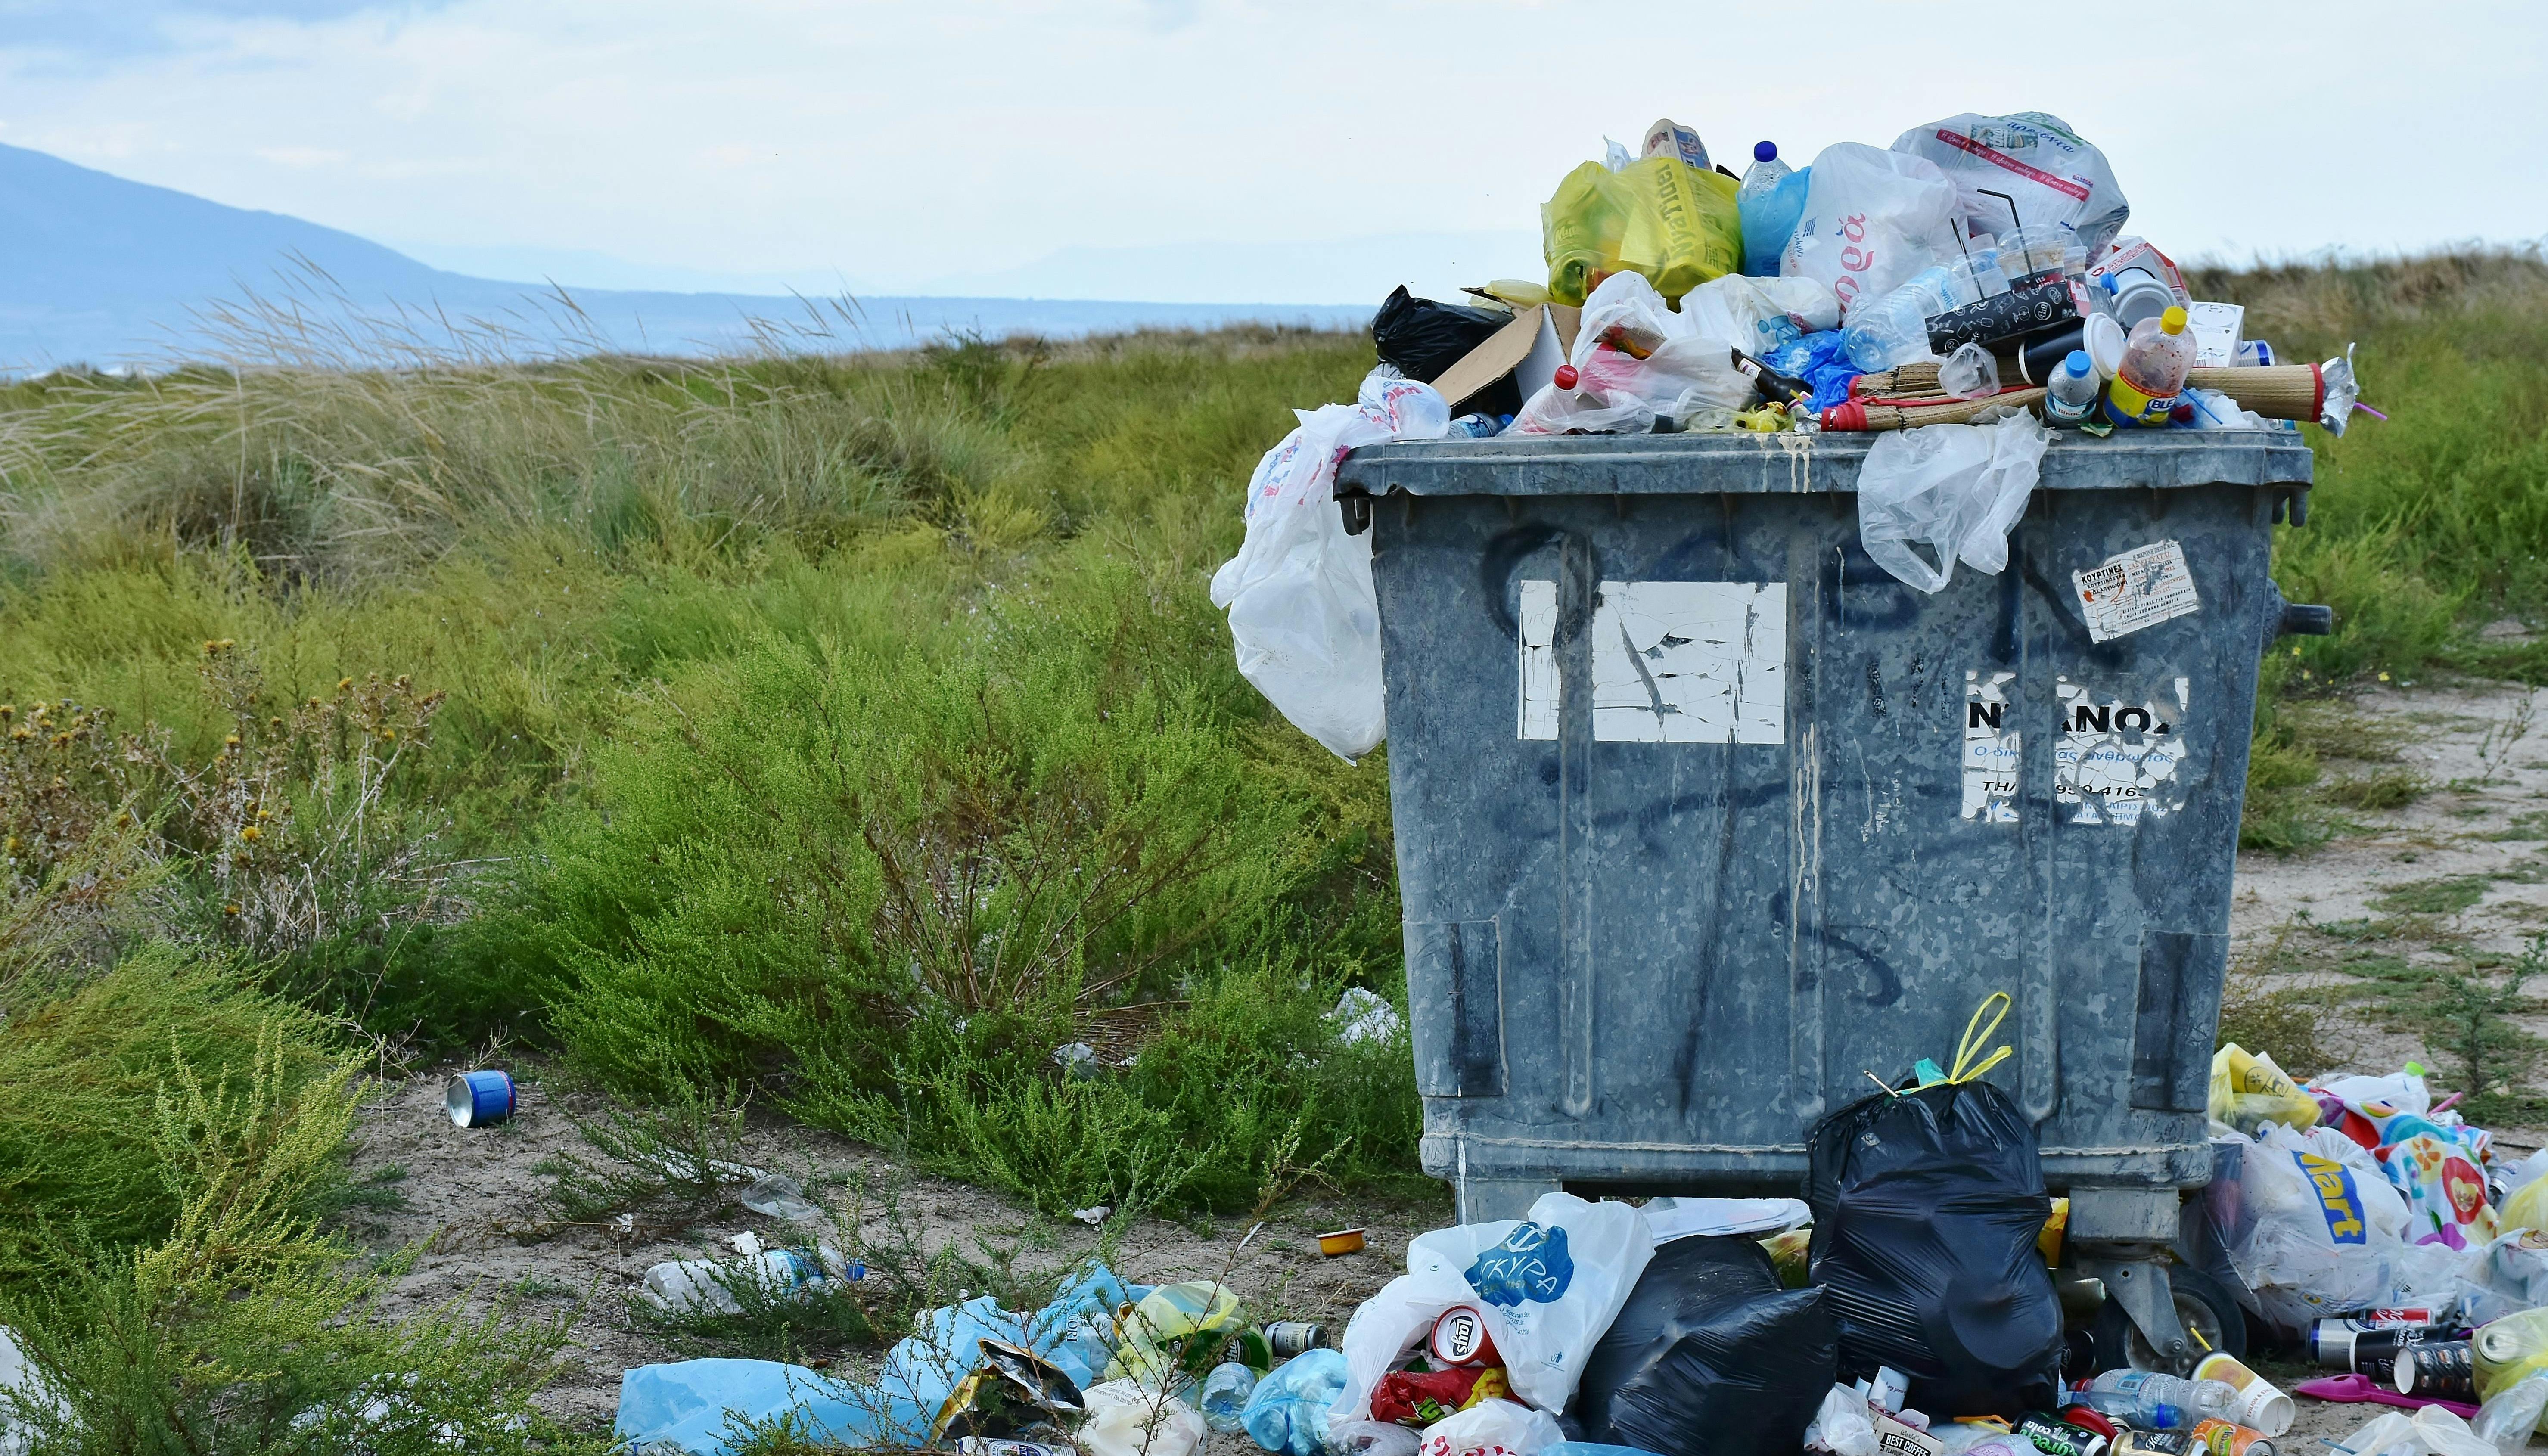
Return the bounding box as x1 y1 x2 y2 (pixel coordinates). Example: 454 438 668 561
1429 303 1581 415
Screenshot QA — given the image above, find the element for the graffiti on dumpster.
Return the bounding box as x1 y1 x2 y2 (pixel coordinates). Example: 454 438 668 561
2054 676 2191 826
1517 580 1786 744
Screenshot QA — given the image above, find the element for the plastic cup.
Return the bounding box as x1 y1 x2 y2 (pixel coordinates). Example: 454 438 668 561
2192 1354 2295 1438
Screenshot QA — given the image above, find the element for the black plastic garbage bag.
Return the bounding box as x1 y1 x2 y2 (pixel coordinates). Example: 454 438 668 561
1805 1080 2063 1416
1370 286 1521 417
1569 1235 1836 1456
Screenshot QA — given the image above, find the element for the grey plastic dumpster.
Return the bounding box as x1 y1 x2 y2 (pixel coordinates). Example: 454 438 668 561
1334 430 2322 1366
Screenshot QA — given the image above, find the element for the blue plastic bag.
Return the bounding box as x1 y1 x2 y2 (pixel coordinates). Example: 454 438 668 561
615 1264 1134 1455
1242 1348 1349 1456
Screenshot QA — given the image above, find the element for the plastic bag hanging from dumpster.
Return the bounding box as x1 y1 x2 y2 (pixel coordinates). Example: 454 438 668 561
1804 996 2063 1416
1569 1234 1837 1456
1889 113 2131 259
1333 1193 1655 1422
1855 411 2052 593
1209 372 1450 761
1541 157 1742 306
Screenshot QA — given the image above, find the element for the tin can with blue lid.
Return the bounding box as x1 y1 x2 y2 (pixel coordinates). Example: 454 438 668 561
446 1068 515 1127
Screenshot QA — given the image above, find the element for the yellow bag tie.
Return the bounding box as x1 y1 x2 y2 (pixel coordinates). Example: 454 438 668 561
1945 991 2015 1084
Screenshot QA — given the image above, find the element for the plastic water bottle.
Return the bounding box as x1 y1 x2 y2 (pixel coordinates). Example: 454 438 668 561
2075 1370 2235 1427
640 1250 822 1316
1841 266 1958 373
1201 1362 1260 1434
2101 304 2197 428
1739 141 1791 199
2044 350 2101 428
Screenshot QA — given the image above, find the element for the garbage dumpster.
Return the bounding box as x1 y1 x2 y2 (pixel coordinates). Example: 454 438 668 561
1333 431 2322 1362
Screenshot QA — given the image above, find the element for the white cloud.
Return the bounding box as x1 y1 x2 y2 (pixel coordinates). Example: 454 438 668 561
2 0 2544 301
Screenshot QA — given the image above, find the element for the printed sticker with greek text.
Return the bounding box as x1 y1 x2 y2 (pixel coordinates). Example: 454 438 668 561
2073 539 2200 642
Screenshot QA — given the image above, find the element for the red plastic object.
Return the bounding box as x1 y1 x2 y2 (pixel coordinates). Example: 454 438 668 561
2061 1408 2118 1439
1822 400 1868 431
1553 364 1579 391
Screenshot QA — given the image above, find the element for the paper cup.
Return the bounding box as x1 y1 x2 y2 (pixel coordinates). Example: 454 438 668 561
2194 1353 2296 1437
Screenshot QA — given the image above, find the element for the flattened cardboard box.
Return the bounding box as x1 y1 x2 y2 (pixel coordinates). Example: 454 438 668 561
1429 303 1580 414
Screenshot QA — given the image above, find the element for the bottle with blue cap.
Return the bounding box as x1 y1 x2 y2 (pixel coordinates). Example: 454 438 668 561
2044 349 2102 428
1737 141 1804 277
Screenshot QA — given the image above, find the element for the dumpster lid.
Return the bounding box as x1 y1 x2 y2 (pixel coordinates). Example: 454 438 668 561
1334 430 2314 500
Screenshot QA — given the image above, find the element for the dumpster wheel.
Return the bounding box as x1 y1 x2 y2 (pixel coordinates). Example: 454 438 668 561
2088 1265 2246 1373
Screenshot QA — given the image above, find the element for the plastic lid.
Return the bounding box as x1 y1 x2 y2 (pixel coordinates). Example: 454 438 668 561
2161 304 2189 334
2062 350 2091 378
2083 313 2129 378
1754 140 1777 162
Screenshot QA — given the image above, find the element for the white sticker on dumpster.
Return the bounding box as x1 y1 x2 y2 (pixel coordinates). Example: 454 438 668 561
1962 671 2020 823
2073 539 2201 642
2055 677 2192 826
1516 580 1786 744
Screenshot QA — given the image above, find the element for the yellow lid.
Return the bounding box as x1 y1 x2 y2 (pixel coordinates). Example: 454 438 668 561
2161 304 2188 334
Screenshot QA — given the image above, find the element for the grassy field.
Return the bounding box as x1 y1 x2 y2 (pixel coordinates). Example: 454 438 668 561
0 249 2542 1444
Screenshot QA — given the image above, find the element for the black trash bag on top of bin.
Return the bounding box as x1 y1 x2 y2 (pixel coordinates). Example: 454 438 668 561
1370 286 1522 417
1568 1234 1836 1456
1805 1077 2063 1416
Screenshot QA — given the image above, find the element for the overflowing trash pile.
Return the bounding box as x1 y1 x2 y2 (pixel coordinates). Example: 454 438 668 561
1212 109 2371 762
607 1009 2548 1456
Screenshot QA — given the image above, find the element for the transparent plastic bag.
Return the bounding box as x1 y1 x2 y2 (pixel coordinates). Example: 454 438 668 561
1512 273 1753 437
2473 1373 2548 1453
1083 1378 1207 1456
1209 373 1450 761
1780 143 1960 320
1854 412 2051 593
1242 1350 1348 1456
1890 113 2131 258
2209 1044 2323 1134
1939 343 2001 401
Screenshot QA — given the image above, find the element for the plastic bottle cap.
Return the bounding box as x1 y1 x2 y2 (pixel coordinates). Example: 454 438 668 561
1553 364 1579 390
2063 351 2091 378
1754 140 1777 162
2161 305 2189 334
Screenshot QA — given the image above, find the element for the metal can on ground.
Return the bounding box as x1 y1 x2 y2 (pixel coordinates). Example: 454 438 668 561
445 1068 515 1127
1265 1321 1325 1360
2016 1413 2110 1456
2189 1417 2275 1456
2109 1433 2196 1456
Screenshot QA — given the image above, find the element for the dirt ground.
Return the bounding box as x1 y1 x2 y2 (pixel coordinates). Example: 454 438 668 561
346 676 2548 1447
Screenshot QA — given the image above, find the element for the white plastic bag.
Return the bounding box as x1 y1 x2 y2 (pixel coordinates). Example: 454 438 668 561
2223 1126 2416 1326
2413 1403 2498 1456
1209 372 1450 761
1803 1385 1879 1456
1412 1399 1563 1456
1512 273 1752 437
1780 143 1960 320
1677 273 1840 357
1331 1192 1654 1420
1890 113 2131 258
1080 1378 1206 1456
1855 412 2051 593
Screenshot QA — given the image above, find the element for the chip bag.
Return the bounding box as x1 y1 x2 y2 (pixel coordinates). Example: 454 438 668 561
2209 1044 2321 1133
1542 157 1741 305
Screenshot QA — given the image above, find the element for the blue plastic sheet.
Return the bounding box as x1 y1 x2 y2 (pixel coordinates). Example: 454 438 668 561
1240 1348 1348 1456
614 1264 1136 1455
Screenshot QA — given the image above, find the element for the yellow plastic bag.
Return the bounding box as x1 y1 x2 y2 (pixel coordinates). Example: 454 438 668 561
1541 158 1742 306
2504 1178 2548 1237
1106 1279 1243 1386
2209 1043 2321 1133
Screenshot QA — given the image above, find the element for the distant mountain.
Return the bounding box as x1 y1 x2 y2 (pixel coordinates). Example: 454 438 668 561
0 144 1373 370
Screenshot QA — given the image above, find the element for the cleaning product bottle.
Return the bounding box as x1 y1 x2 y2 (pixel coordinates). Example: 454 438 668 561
2045 349 2101 427
2101 304 2196 428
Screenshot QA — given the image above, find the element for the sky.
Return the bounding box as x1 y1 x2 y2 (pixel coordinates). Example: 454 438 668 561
2 0 2544 304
